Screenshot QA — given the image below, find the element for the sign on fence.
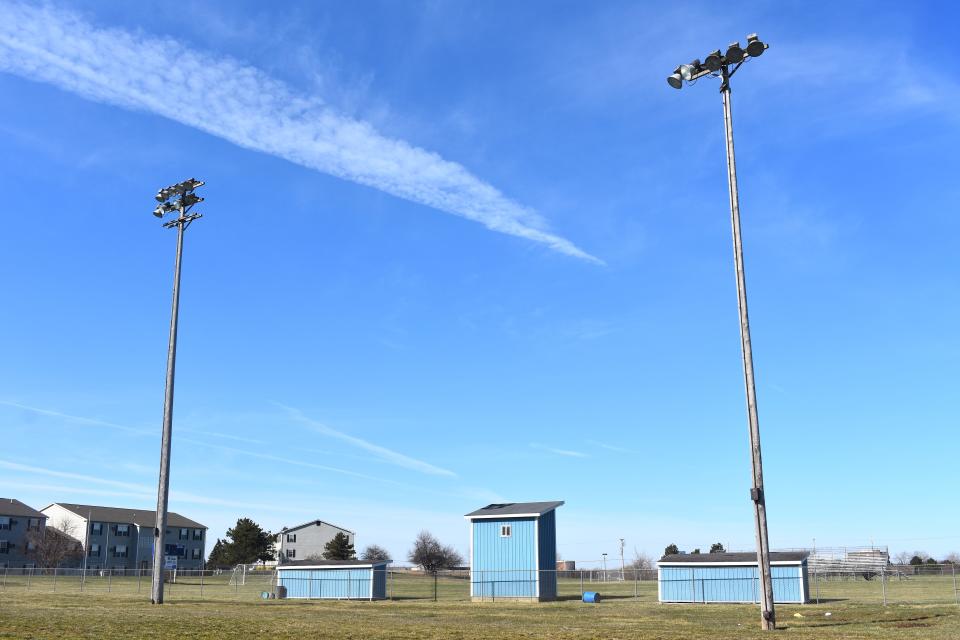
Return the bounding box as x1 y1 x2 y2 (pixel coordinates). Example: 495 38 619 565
163 556 178 570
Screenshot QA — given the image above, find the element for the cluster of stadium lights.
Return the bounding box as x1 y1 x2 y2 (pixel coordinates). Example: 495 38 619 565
667 33 768 89
152 178 205 223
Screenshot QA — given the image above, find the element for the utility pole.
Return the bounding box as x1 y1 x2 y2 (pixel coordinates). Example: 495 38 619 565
667 35 776 630
602 553 608 582
619 538 626 582
149 178 204 604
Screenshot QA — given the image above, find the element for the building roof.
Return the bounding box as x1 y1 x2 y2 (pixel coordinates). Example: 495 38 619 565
464 501 565 519
279 519 355 535
658 552 809 564
277 559 387 569
47 503 205 529
0 498 47 519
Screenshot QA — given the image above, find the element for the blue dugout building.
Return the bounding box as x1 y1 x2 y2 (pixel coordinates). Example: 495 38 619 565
658 551 810 604
276 560 388 600
465 501 563 602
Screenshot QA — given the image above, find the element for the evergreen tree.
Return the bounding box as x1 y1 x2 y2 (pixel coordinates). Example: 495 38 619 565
690 548 701 554
664 543 680 556
709 542 726 553
207 538 230 567
220 518 275 564
323 532 356 560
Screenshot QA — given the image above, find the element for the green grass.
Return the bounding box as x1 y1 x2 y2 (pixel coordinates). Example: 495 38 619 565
1 575 958 639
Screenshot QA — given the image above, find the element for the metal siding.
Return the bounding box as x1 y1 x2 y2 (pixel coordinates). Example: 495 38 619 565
471 518 536 598
658 563 806 603
537 510 557 599
277 567 376 599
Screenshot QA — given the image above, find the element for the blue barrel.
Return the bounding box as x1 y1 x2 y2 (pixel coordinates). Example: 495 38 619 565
582 591 601 603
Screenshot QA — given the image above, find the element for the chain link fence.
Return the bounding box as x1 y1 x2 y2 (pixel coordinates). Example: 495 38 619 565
1 565 957 606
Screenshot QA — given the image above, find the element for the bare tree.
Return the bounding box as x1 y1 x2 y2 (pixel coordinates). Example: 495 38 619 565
408 531 462 571
360 544 392 563
27 518 82 568
893 551 911 566
627 548 654 571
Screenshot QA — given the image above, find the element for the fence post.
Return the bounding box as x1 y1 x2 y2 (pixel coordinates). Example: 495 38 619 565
53 567 58 592
953 564 958 606
1 566 6 591
389 569 393 600
26 566 32 590
200 568 204 600
433 570 438 602
815 570 819 604
881 567 886 606
108 568 112 592
634 569 638 599
138 568 142 593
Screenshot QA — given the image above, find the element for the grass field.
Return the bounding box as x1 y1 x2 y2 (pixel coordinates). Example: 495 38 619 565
1 573 958 639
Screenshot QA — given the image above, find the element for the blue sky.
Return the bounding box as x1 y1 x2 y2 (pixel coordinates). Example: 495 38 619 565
1 0 958 565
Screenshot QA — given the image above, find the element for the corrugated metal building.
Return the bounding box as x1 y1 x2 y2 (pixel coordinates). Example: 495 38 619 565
658 552 809 604
276 560 388 600
465 501 563 602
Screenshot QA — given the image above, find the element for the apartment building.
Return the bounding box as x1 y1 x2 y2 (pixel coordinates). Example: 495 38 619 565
41 503 207 570
0 498 47 570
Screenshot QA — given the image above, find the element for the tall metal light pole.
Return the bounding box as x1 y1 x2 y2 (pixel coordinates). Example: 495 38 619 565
667 35 777 630
149 178 204 604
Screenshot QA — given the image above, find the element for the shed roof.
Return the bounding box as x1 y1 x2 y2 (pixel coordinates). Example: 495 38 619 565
277 559 387 569
279 519 355 535
464 501 564 519
0 498 47 519
659 552 809 564
48 503 205 529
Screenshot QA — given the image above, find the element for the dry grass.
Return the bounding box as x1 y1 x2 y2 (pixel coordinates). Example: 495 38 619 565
1 588 958 639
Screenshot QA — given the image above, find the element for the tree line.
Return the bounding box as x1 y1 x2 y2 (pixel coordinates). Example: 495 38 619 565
206 518 462 571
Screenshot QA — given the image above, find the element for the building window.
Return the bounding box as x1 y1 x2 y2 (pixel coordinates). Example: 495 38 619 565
114 545 128 558
0 517 10 531
179 528 188 540
27 518 42 532
287 533 296 543
91 522 103 535
192 548 201 560
0 541 9 554
89 544 100 557
286 549 296 558
500 525 512 538
193 529 203 540
115 524 130 537
26 541 37 552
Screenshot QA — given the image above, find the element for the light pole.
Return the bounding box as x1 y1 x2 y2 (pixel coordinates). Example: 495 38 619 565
149 178 204 604
619 538 625 582
601 553 608 582
667 34 777 631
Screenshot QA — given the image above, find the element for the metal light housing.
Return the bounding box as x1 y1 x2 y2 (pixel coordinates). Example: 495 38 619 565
667 67 683 89
746 33 766 57
680 59 701 81
725 41 745 64
703 50 723 72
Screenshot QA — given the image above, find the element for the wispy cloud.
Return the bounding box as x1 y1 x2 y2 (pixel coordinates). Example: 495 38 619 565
586 439 638 454
530 442 588 458
0 1 599 263
0 399 151 436
0 460 297 512
279 405 457 477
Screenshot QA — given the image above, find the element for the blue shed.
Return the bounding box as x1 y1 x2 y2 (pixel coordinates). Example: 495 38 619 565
658 552 809 604
276 560 388 600
465 501 563 602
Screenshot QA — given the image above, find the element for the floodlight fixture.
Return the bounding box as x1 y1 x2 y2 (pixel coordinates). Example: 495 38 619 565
725 41 745 64
680 59 701 82
746 33 766 57
667 67 683 89
704 50 723 72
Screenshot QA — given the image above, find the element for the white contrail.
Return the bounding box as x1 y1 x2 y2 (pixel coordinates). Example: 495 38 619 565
0 1 601 263
279 405 457 477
